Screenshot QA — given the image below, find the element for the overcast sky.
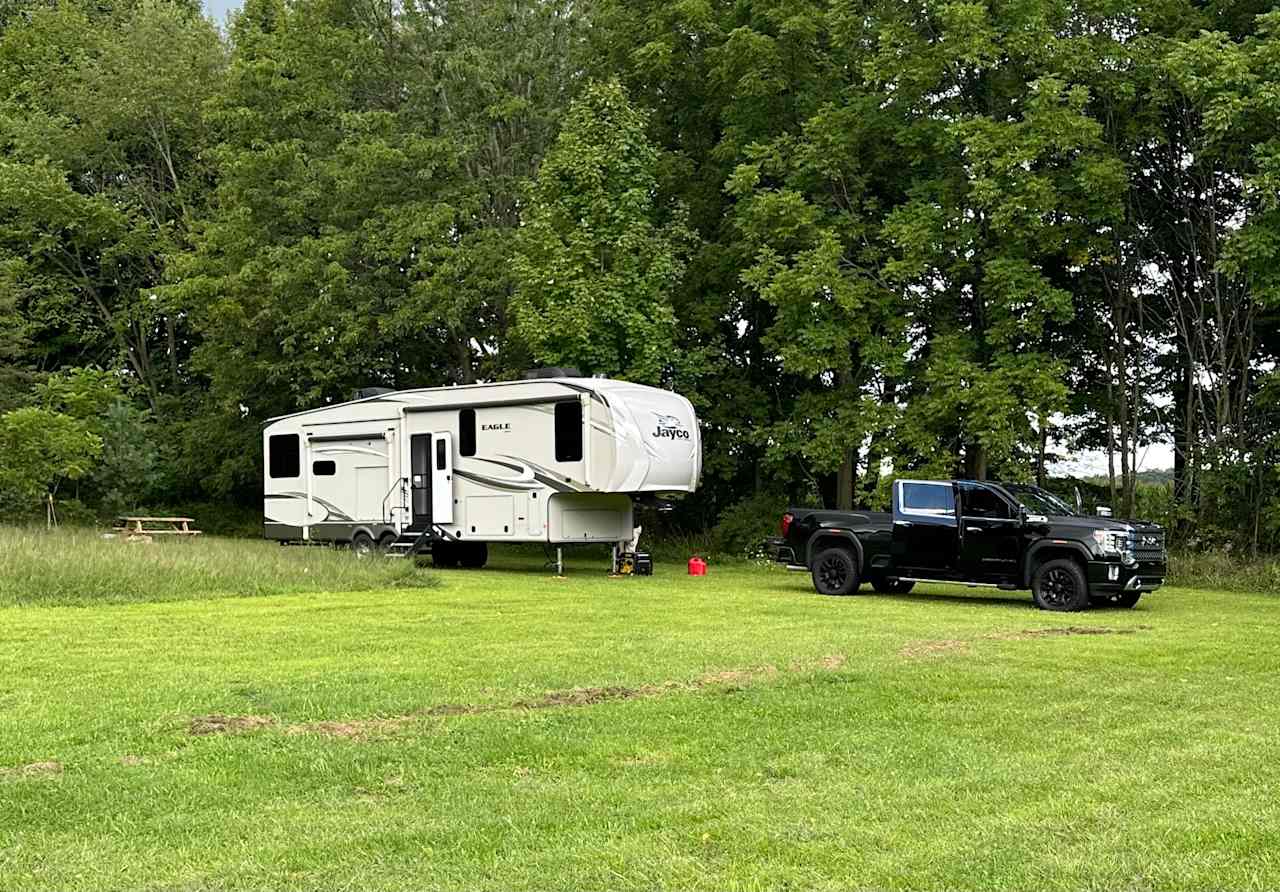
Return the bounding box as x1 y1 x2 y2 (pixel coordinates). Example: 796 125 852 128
204 0 241 22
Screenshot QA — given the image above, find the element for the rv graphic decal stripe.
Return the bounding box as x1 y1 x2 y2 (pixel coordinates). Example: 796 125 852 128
264 492 354 522
502 456 590 493
453 470 542 492
471 457 531 476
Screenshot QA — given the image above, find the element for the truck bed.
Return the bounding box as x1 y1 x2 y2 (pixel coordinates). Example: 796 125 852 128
786 507 893 530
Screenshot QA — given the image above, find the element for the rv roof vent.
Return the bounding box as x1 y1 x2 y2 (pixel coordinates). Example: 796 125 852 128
353 386 394 400
521 366 581 380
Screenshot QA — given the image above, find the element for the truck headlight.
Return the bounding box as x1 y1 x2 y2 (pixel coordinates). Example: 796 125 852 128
1091 530 1125 555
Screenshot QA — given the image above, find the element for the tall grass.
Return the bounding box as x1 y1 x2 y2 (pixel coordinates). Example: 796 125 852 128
0 528 436 607
1167 550 1280 595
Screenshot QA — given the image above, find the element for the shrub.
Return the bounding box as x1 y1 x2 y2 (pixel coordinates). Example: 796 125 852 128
710 492 790 558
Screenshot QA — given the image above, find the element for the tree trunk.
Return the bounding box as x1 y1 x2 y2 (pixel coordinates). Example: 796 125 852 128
1035 417 1047 488
836 447 856 511
964 443 987 481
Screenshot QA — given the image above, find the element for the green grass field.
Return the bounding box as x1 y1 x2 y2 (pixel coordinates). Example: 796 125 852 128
1 535 1278 890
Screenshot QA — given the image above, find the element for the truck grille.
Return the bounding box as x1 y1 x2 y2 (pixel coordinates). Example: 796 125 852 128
1130 529 1166 562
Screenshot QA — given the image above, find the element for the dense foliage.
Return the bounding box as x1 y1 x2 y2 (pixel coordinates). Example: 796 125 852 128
0 0 1277 551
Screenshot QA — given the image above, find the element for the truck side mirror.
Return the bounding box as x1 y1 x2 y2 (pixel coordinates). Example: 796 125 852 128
1096 506 1113 517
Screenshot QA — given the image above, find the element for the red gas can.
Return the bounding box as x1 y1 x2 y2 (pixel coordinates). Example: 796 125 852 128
688 556 707 576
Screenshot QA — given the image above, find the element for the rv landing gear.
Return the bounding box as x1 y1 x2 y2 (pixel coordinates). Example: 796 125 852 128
432 541 487 569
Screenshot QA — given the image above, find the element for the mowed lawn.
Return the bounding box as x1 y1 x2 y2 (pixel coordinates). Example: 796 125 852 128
1 545 1279 890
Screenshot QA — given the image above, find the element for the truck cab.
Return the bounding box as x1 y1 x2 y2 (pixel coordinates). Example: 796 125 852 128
769 479 1168 611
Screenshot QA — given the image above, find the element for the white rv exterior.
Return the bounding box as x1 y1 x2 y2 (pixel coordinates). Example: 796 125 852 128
261 377 700 557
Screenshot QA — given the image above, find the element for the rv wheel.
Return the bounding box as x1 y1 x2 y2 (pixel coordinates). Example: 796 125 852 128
459 542 488 569
432 543 460 568
351 531 376 557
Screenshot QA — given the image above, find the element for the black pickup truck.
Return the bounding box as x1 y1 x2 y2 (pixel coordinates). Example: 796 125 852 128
768 480 1167 611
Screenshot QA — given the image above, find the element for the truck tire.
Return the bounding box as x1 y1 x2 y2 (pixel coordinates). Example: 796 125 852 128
871 576 915 594
811 547 859 596
1091 592 1142 609
1031 558 1090 612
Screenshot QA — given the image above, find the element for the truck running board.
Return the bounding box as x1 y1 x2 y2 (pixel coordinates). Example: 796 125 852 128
896 577 1018 591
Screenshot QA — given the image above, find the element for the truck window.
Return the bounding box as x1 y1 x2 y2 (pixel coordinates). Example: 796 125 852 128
554 400 582 462
960 484 1011 519
268 434 300 479
901 482 954 514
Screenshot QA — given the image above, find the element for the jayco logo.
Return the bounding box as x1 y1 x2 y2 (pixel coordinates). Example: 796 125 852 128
651 412 690 440
481 422 511 432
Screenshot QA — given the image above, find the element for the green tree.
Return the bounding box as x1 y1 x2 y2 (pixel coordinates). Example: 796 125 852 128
514 81 690 384
0 406 100 514
0 0 224 406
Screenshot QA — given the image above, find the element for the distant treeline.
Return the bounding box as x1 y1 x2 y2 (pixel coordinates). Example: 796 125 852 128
0 0 1277 551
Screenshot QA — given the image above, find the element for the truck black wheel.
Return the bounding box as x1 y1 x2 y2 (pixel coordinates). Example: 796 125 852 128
459 542 489 569
871 576 915 594
1091 591 1142 609
1032 558 1090 612
811 547 859 596
351 531 376 557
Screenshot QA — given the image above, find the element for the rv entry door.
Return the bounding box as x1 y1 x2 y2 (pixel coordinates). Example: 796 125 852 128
432 432 454 524
409 434 432 529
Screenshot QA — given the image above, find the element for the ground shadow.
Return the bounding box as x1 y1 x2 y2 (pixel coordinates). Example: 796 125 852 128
855 587 1038 610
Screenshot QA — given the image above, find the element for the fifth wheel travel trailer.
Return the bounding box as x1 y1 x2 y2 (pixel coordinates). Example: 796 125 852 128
261 375 701 570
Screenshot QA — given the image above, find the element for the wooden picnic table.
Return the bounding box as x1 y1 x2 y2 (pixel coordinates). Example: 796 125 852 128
113 516 203 537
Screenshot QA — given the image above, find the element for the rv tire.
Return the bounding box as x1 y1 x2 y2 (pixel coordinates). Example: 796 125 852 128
351 531 376 557
432 543 460 568
459 542 488 569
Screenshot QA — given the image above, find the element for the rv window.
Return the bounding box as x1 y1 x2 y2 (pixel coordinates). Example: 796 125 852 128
436 439 447 470
459 408 476 456
268 434 300 479
312 460 336 477
554 399 582 462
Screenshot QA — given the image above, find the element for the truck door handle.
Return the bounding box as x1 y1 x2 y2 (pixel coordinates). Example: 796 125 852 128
894 521 912 528
965 526 983 534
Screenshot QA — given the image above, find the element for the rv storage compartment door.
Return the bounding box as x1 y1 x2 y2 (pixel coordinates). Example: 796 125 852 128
547 493 633 542
432 432 454 524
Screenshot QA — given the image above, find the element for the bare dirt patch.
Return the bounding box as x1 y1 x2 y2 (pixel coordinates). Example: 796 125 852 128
699 665 779 687
900 639 971 659
987 625 1151 641
188 714 274 736
899 625 1151 660
183 653 852 738
514 684 660 710
285 718 408 739
1 760 62 779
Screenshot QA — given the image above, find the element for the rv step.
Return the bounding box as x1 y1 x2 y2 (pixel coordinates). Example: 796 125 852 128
383 528 436 558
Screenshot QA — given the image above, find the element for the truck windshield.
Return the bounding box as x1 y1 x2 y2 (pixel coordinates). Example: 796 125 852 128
1004 485 1076 517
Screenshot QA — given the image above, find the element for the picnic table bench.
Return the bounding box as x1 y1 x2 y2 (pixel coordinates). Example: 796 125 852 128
113 516 203 538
